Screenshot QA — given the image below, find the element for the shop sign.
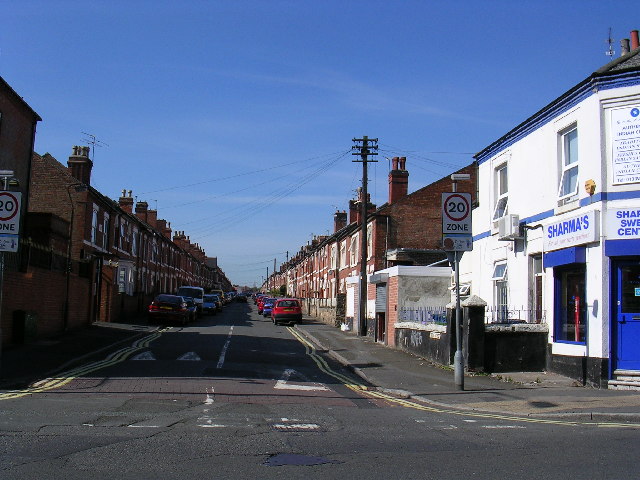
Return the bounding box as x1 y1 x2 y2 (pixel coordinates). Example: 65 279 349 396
543 210 598 252
606 207 640 240
611 105 640 185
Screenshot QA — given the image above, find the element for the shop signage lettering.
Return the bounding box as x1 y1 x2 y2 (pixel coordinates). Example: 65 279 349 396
611 106 640 185
544 211 598 252
606 208 640 239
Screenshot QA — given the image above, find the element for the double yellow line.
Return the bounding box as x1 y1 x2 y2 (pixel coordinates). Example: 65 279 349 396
288 327 640 429
0 328 168 401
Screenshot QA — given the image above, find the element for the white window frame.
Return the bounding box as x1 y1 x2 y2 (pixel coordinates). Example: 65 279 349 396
492 262 508 322
557 126 579 202
102 214 109 249
492 163 508 221
366 224 373 259
132 228 138 256
350 233 359 267
91 208 99 244
339 240 347 269
330 244 337 269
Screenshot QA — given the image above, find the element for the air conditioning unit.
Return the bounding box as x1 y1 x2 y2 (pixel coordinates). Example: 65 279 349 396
498 214 522 241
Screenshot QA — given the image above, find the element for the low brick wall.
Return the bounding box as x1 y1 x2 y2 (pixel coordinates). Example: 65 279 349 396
395 322 451 366
395 322 548 373
484 324 548 373
302 294 346 327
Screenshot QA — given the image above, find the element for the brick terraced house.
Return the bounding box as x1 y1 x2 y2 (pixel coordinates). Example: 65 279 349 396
268 157 477 345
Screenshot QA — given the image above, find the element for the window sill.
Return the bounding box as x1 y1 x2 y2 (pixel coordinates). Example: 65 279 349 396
555 199 580 215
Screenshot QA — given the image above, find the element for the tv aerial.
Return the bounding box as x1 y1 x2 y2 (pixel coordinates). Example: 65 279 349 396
81 132 109 161
606 27 615 58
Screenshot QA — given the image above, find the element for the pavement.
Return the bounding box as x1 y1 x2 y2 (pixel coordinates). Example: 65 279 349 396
2 312 640 423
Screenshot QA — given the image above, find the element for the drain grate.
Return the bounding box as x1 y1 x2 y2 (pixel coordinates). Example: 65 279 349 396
265 454 337 467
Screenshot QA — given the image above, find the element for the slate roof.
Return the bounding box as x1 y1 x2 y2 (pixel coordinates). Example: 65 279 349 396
596 47 640 73
475 47 640 162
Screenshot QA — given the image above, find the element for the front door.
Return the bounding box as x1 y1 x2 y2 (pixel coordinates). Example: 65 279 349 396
614 261 640 371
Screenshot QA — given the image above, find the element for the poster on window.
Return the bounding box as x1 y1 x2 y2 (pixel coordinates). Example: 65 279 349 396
611 106 640 185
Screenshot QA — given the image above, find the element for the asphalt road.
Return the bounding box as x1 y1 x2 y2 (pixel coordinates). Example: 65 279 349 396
0 302 637 479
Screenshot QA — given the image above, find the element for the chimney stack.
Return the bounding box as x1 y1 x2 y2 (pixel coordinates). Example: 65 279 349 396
135 201 149 223
147 209 158 228
67 145 93 185
334 210 347 232
118 189 133 213
621 38 631 56
388 156 409 204
631 30 640 51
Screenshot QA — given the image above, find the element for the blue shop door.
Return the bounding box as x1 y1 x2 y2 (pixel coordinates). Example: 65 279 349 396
615 261 640 371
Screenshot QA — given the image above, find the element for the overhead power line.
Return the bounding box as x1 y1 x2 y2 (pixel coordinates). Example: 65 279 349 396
140 150 348 195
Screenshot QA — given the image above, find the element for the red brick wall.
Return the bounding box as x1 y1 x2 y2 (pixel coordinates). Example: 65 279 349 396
386 276 399 346
2 268 89 346
383 163 477 251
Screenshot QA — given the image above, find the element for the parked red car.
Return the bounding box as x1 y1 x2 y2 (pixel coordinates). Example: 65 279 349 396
271 298 302 326
257 295 269 315
148 294 191 325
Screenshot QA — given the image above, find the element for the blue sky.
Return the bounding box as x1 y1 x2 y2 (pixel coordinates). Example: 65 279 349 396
3 1 636 287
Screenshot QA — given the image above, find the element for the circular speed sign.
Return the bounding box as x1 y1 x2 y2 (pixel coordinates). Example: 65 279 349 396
442 192 472 234
0 192 19 222
444 193 470 221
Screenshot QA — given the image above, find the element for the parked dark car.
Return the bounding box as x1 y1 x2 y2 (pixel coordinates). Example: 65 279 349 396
148 294 191 325
182 297 198 323
271 298 303 325
202 294 219 315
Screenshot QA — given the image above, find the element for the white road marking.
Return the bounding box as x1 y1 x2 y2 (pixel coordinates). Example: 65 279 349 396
178 352 201 361
205 387 215 405
216 326 234 369
131 351 156 360
274 368 328 391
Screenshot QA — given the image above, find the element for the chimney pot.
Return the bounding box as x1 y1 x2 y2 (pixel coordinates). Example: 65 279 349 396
621 38 631 56
67 145 93 184
388 157 409 204
632 30 640 50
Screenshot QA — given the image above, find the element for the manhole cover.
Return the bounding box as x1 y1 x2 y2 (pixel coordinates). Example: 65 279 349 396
265 454 338 467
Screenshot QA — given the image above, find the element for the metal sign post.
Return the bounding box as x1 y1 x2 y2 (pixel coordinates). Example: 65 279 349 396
0 171 21 372
442 182 472 391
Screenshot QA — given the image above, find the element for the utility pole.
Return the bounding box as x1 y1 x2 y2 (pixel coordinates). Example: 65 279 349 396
352 136 378 336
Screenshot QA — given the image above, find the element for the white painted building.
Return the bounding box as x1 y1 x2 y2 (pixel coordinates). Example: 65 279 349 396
460 36 640 387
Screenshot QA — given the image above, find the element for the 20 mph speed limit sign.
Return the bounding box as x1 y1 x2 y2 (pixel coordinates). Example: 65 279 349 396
442 192 471 233
0 191 21 252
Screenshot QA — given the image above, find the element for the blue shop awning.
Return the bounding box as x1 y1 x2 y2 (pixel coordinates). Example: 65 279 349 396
543 247 586 268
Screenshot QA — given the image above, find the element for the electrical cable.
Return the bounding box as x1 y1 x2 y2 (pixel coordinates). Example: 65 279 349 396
139 150 348 195
187 151 350 238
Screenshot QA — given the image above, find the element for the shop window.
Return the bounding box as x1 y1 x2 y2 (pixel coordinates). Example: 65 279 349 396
554 264 586 343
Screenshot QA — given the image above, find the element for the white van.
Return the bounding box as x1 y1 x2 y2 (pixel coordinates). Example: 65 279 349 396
176 286 205 316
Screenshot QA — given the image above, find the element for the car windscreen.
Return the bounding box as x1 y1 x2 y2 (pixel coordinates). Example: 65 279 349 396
203 296 216 302
277 300 299 308
177 287 203 299
156 295 181 304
